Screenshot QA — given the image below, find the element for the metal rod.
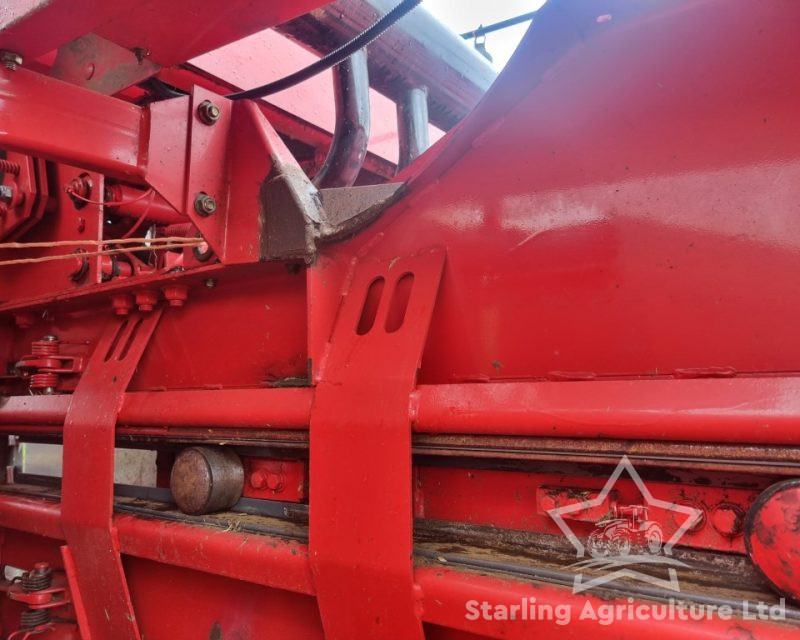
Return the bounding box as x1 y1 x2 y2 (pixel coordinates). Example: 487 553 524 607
460 11 537 40
313 49 371 188
276 0 496 130
397 86 430 170
6 376 800 445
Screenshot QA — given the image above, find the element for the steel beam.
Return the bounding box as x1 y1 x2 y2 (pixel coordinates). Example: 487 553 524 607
4 377 800 444
0 67 144 178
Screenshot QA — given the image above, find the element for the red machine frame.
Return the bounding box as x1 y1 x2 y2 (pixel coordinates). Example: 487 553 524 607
1 0 800 638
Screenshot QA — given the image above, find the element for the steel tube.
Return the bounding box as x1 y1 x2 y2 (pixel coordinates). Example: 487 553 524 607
277 0 496 130
0 493 316 595
312 49 370 188
411 378 800 444
5 378 800 444
0 67 143 179
397 86 430 169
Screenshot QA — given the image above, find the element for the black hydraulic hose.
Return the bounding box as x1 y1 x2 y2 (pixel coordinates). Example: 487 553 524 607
227 0 422 100
144 77 187 99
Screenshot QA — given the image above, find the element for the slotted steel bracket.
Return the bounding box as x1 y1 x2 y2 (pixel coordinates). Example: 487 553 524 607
309 247 445 640
61 309 163 640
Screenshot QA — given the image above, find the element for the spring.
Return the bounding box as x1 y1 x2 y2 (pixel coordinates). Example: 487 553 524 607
20 608 50 629
30 340 59 357
21 566 52 592
0 159 21 176
29 372 59 391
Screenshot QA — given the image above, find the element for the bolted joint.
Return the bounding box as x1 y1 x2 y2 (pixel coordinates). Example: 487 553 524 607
194 192 217 216
196 100 221 125
0 50 22 71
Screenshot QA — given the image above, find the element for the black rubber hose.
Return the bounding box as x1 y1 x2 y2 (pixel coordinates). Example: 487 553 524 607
144 77 187 99
227 0 422 100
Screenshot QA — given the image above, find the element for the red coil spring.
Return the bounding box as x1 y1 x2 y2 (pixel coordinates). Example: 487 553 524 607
30 340 59 357
29 372 59 390
0 159 21 176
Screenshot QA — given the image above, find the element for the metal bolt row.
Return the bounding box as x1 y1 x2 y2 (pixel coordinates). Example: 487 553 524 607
111 285 190 315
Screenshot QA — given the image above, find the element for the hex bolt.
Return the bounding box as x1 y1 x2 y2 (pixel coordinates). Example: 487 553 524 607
204 278 218 289
250 469 267 490
0 50 23 71
162 284 189 307
266 472 284 492
196 100 221 125
249 469 284 492
194 192 217 216
111 294 134 316
135 290 159 312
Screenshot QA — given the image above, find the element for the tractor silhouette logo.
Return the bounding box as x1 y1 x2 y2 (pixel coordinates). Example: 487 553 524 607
547 456 704 594
587 505 663 558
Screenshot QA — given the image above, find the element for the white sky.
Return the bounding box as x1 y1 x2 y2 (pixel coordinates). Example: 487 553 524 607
423 0 548 69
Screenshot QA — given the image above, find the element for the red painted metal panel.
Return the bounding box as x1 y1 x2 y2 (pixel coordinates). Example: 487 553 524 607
2 0 800 637
322 0 800 384
0 0 325 64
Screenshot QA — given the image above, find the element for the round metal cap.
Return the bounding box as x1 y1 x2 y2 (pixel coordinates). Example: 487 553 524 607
744 479 800 602
170 446 244 515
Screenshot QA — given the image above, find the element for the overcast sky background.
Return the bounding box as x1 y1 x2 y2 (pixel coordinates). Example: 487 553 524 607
423 0 547 68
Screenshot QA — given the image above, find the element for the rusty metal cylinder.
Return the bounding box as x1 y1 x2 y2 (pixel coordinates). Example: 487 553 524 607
170 446 244 515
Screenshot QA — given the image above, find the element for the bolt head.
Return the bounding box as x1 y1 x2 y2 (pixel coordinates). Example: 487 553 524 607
197 100 221 125
162 285 189 307
250 470 267 490
135 290 159 312
266 473 284 492
204 278 218 289
111 295 134 316
194 192 217 216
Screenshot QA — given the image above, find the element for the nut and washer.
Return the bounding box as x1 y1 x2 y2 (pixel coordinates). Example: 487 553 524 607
196 100 221 125
194 192 217 216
